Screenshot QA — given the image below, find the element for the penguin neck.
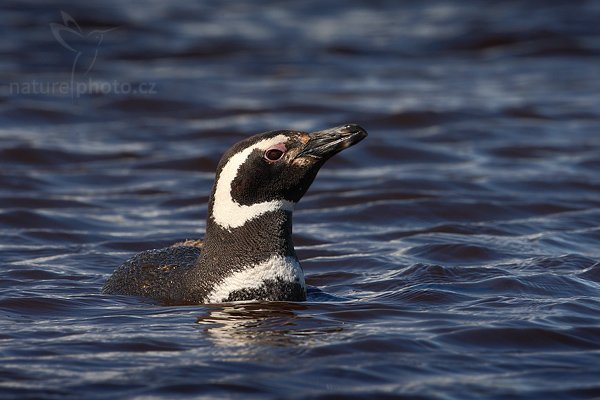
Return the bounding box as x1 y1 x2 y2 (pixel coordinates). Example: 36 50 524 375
200 207 297 269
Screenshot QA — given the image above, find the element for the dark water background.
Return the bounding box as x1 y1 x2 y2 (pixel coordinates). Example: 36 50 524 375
1 1 600 399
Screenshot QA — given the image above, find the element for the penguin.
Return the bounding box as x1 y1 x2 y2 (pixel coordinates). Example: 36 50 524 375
102 124 368 305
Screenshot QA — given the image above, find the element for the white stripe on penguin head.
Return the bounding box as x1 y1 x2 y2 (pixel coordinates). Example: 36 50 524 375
212 135 295 230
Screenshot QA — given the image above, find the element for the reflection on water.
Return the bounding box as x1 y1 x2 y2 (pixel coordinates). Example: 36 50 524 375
196 302 344 350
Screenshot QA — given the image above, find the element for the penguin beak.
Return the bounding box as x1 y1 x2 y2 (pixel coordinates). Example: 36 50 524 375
297 124 368 160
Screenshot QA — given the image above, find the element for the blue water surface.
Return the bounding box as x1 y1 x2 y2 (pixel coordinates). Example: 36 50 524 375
1 1 600 399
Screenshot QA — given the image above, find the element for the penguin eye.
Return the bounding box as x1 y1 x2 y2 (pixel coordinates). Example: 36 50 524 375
264 144 286 162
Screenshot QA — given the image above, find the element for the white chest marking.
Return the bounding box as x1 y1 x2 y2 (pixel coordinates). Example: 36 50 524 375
206 256 305 303
212 135 295 230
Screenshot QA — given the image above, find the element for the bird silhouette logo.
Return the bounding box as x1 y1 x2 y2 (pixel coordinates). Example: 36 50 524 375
50 11 118 96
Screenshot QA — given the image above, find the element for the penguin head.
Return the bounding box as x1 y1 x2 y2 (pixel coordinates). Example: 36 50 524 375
210 124 367 230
